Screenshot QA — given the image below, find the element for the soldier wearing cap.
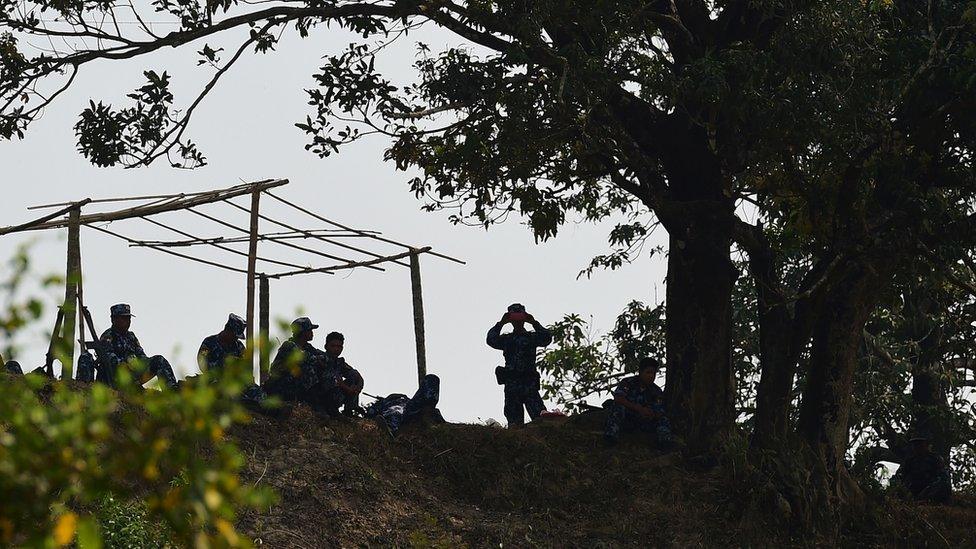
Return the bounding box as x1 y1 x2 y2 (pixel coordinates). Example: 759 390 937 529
892 434 952 503
604 357 672 448
264 317 325 403
197 314 247 374
316 331 365 417
96 303 178 389
486 303 552 426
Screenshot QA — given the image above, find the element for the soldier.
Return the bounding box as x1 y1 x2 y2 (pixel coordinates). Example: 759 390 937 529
892 435 952 503
96 303 178 389
486 303 552 427
604 357 672 448
317 331 365 417
364 374 445 436
264 317 325 403
197 313 246 374
1 353 23 375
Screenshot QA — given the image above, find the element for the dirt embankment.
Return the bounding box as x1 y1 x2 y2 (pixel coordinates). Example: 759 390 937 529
232 408 976 548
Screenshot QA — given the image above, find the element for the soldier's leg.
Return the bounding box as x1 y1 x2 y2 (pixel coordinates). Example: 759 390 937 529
503 383 525 426
652 404 673 447
523 383 546 421
76 354 96 382
341 391 360 416
3 360 23 375
918 478 952 503
96 355 121 387
604 402 626 442
148 356 178 389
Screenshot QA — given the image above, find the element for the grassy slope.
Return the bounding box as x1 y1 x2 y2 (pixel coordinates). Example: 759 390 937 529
232 408 976 548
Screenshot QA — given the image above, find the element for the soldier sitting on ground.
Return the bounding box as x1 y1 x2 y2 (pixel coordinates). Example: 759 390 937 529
364 374 445 436
198 313 247 375
604 357 672 448
316 331 364 417
486 303 552 427
1 353 23 375
892 434 952 503
96 303 178 389
264 317 325 404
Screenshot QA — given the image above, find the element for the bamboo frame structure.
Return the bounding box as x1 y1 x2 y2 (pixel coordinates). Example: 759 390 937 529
0 179 464 385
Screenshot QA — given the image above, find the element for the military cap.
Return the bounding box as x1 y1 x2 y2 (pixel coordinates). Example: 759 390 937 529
291 317 319 333
225 313 246 339
507 303 526 313
110 303 134 317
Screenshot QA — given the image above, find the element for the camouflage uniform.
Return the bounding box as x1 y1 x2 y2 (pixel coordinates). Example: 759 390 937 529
314 355 364 416
604 376 672 446
486 312 552 426
265 337 325 402
3 359 23 375
96 328 178 389
894 451 952 503
197 335 245 373
365 374 444 435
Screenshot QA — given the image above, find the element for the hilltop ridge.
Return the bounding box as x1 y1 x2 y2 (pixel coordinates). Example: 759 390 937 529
231 407 976 547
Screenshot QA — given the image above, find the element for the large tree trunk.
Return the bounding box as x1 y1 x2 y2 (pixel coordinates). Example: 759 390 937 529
797 259 888 507
903 288 952 460
665 204 735 454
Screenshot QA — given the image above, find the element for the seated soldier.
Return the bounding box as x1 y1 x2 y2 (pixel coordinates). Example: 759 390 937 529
198 314 246 375
892 435 952 503
1 353 23 375
364 374 445 436
316 331 365 417
264 317 324 403
604 357 672 448
96 303 178 389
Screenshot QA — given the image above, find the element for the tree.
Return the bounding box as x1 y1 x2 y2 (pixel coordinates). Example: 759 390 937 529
3 0 976 498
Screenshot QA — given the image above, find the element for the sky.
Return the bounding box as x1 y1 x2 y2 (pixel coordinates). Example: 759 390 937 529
0 21 668 424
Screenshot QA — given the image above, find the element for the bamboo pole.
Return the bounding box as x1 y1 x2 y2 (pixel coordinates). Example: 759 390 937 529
259 275 270 383
61 207 81 379
0 198 92 236
222 200 409 268
1 179 288 235
265 247 430 279
265 191 466 265
409 249 427 384
245 189 260 380
186 207 382 271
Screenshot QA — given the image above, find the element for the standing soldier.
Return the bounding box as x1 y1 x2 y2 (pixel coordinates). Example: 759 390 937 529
486 303 552 427
604 357 672 448
319 331 365 417
96 303 178 389
198 313 247 374
264 317 324 403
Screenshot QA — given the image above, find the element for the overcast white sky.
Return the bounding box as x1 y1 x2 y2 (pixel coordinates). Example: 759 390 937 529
0 21 668 423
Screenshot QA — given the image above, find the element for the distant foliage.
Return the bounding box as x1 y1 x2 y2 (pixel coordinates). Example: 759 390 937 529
0 247 274 547
0 366 275 547
537 301 665 411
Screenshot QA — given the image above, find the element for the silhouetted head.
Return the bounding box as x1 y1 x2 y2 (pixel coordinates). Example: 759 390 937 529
110 303 133 332
508 303 527 331
637 357 661 386
909 435 932 456
325 331 344 358
222 313 246 342
291 317 318 343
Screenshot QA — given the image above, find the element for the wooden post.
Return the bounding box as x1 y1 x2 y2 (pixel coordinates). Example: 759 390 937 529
60 206 81 379
245 188 261 381
259 274 270 383
409 249 427 384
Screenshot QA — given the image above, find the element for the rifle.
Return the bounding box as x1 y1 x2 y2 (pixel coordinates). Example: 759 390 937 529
43 306 65 378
